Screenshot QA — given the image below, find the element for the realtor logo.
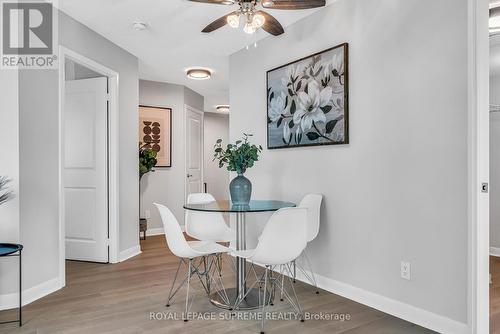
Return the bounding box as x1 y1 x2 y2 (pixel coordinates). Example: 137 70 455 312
1 0 58 69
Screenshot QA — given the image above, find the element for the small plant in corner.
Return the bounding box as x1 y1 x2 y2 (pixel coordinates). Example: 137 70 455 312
213 133 263 205
139 142 158 179
0 176 14 206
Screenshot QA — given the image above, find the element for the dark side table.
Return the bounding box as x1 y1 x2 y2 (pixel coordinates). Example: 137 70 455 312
139 219 147 240
0 243 22 327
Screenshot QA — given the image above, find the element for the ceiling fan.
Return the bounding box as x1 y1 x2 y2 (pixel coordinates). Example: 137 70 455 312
189 0 326 36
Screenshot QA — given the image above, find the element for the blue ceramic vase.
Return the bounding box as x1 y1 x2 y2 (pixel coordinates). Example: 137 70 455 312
230 173 252 205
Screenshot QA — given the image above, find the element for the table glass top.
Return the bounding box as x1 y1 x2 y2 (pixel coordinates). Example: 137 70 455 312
183 200 296 213
0 243 23 257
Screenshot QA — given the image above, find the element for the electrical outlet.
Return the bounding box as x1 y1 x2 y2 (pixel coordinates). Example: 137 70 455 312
401 261 411 280
145 210 151 219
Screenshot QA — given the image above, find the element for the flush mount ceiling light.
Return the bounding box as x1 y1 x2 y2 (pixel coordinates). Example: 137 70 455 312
216 105 230 113
186 68 212 80
189 0 326 36
132 21 148 31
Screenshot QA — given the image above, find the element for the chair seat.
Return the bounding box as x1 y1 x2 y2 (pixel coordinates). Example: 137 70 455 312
214 229 236 243
231 249 255 259
188 240 231 255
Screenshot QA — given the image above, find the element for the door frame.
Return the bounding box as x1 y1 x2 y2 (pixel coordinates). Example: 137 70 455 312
184 104 204 202
58 46 120 287
468 0 489 333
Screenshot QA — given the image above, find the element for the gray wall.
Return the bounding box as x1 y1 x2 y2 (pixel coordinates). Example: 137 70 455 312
15 10 139 300
59 12 140 254
0 70 20 296
204 113 230 200
139 80 204 230
65 59 103 80
229 0 467 324
491 74 500 250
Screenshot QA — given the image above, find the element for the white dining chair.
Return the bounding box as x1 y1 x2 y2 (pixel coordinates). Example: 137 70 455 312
185 193 234 243
290 194 323 294
231 207 308 334
154 203 231 322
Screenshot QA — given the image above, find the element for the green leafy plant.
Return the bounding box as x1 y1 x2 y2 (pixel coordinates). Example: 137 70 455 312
139 143 158 179
0 176 14 206
213 134 263 174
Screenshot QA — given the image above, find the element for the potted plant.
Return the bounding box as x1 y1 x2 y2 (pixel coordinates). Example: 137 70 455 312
213 133 263 205
139 142 158 180
0 176 13 206
139 142 158 237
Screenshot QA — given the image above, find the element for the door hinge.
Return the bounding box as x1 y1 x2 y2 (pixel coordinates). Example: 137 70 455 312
105 238 110 246
105 94 111 101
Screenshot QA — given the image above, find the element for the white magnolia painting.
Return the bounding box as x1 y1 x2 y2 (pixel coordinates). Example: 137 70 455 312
267 43 349 149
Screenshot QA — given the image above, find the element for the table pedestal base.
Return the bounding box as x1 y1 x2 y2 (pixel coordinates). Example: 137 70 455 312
209 288 272 310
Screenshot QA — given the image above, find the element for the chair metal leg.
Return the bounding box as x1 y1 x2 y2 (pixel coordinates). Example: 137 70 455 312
284 263 304 322
260 267 269 334
209 254 230 306
166 259 183 307
302 250 319 294
279 265 285 302
184 259 192 322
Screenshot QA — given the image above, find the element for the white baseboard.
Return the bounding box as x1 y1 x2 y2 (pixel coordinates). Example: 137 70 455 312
490 247 500 257
287 265 469 334
0 277 62 311
145 227 164 236
118 245 141 262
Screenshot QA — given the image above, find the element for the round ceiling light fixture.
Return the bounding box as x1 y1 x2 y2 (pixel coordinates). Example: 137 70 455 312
186 68 212 80
216 105 230 113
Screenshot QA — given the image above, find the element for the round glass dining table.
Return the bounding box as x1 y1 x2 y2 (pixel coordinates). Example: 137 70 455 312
183 200 295 310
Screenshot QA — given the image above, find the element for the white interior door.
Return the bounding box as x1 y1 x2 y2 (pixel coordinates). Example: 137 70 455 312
185 106 204 199
64 77 109 263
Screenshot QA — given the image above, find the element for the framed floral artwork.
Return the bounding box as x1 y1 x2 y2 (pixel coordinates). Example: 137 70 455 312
139 105 172 167
266 43 349 149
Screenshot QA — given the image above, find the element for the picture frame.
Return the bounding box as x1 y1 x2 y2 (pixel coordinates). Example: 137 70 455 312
139 105 172 167
266 43 349 149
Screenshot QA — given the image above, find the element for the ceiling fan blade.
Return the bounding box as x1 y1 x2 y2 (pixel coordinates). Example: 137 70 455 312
491 6 500 18
261 0 326 10
202 11 237 33
189 0 236 5
257 11 284 36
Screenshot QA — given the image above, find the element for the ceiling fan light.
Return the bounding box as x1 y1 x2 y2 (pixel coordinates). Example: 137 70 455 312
243 22 256 34
252 13 265 29
227 14 240 28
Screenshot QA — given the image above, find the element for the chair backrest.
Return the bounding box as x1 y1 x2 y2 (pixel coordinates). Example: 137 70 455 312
251 207 308 266
185 193 231 242
299 194 323 242
154 203 197 259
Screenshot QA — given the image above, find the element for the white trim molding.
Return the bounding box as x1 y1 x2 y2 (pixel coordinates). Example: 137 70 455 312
118 245 142 262
145 227 164 237
288 267 468 334
58 46 121 291
467 0 490 333
491 247 500 257
0 278 61 311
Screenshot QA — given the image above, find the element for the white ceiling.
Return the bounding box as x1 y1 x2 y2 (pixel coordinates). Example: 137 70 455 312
58 0 333 112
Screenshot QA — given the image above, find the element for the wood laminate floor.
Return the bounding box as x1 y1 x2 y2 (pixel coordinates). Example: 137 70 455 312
0 236 435 334
491 256 500 333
